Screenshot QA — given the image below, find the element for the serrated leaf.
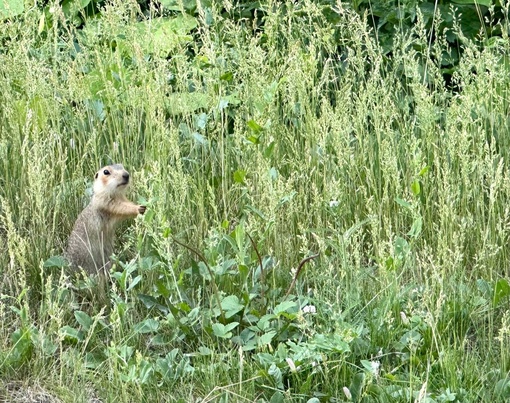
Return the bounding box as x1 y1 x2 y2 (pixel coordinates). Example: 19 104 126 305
192 132 207 145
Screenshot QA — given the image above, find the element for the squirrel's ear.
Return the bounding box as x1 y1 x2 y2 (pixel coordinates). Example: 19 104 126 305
95 172 98 179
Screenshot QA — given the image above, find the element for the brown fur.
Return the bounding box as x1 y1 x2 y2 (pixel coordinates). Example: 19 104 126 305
65 164 146 275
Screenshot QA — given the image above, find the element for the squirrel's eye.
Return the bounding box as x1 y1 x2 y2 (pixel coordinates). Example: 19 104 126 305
103 169 110 175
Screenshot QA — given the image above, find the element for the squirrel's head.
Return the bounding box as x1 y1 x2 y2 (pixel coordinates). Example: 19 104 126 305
93 164 130 197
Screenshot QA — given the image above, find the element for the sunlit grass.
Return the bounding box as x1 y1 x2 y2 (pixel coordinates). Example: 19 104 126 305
1 0 510 401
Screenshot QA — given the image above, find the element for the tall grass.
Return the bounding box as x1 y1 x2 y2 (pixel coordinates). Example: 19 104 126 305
1 0 510 401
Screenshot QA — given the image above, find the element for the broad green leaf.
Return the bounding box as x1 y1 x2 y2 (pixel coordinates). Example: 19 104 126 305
221 295 245 318
159 0 212 10
361 360 378 374
258 330 276 346
137 294 169 314
247 119 263 133
349 372 365 401
269 167 278 181
212 322 239 338
59 326 83 342
407 216 422 239
395 197 412 209
39 336 57 356
419 165 429 176
224 322 239 332
126 275 142 291
43 255 67 268
270 391 285 403
494 279 510 306
257 314 276 331
74 310 92 331
233 170 246 184
394 237 409 259
495 378 510 398
0 0 23 19
264 142 275 159
84 352 104 369
411 180 421 196
220 71 233 82
451 0 491 6
61 0 91 18
221 295 244 311
198 346 212 355
165 92 209 115
137 15 198 57
134 318 160 334
273 300 298 316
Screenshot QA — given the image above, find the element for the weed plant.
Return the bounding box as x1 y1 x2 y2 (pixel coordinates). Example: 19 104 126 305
1 0 510 402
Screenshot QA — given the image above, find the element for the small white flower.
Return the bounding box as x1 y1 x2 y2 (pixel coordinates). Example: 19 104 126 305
343 386 352 400
329 200 339 208
371 360 380 376
302 305 317 314
286 358 297 372
290 267 297 277
400 311 409 325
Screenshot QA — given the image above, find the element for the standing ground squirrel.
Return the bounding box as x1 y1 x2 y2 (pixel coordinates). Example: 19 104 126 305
65 164 146 275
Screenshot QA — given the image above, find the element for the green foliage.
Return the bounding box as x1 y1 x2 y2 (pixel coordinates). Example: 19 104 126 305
0 0 23 19
1 0 510 401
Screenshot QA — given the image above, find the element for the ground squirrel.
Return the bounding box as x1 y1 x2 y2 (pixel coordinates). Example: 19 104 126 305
65 164 146 275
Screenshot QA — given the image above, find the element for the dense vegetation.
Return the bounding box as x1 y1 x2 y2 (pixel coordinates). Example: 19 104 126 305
1 0 510 401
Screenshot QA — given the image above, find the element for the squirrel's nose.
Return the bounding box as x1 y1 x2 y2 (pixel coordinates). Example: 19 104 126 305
123 172 130 182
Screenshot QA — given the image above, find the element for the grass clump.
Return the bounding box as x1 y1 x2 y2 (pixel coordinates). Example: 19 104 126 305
1 0 510 401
